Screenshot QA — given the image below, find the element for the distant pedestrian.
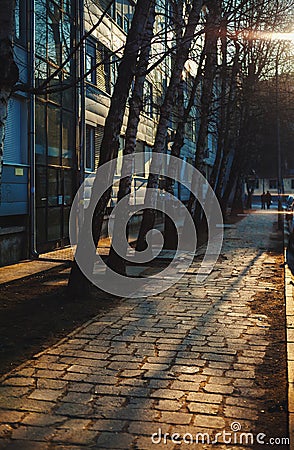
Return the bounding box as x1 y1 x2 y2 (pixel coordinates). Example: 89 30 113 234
261 192 266 209
265 191 272 209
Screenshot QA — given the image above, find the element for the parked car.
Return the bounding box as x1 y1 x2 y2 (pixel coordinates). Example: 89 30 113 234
286 195 294 220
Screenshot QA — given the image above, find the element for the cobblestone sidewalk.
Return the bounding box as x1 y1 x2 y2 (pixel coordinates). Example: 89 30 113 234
0 212 287 449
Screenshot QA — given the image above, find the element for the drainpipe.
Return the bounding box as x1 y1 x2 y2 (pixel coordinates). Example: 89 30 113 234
28 0 38 258
79 0 85 184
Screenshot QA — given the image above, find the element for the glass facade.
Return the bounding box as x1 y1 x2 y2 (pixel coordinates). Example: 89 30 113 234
35 0 76 251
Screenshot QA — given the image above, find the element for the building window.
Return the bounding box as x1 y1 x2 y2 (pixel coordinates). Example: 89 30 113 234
14 0 26 44
35 101 46 164
3 98 27 164
86 125 95 171
111 55 119 93
291 179 294 189
86 40 97 84
124 16 130 33
15 0 21 40
85 40 112 95
269 179 277 189
110 0 134 33
116 11 123 28
97 44 111 94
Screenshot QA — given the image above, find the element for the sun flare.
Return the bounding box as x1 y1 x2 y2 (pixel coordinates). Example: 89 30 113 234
269 32 294 42
252 31 294 42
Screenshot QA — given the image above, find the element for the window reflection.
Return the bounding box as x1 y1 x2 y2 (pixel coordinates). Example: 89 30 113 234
62 111 73 166
48 106 61 165
36 101 46 164
34 0 76 248
48 207 62 241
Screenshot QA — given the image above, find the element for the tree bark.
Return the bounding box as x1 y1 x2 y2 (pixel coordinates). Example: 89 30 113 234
163 41 206 249
68 0 153 296
185 0 221 226
209 14 227 191
0 0 19 199
107 3 156 274
215 42 240 210
136 0 204 252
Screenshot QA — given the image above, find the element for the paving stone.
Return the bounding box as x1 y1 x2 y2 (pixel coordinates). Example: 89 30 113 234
159 411 192 425
89 419 126 432
0 386 31 397
186 392 222 403
54 403 93 417
60 392 93 404
14 368 35 377
204 384 234 395
11 425 55 441
120 370 145 378
150 389 185 400
51 428 98 445
187 402 219 415
135 435 175 450
148 379 170 389
36 379 67 390
28 389 62 402
170 381 201 392
0 423 13 439
67 382 94 392
208 362 231 370
128 421 170 436
233 379 254 387
95 432 134 448
0 397 55 413
193 414 226 429
140 363 170 371
225 370 255 379
202 368 224 376
103 407 157 422
154 400 183 411
107 362 141 371
57 418 92 429
0 411 26 424
207 376 232 385
21 413 67 426
36 370 69 381
171 365 200 375
224 405 258 420
2 377 36 387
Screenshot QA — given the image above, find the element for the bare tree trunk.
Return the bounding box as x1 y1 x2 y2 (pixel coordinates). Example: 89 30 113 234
136 0 204 252
163 40 206 249
231 174 244 214
215 42 240 208
107 3 156 274
0 0 19 199
186 0 221 225
209 14 227 190
68 0 153 296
